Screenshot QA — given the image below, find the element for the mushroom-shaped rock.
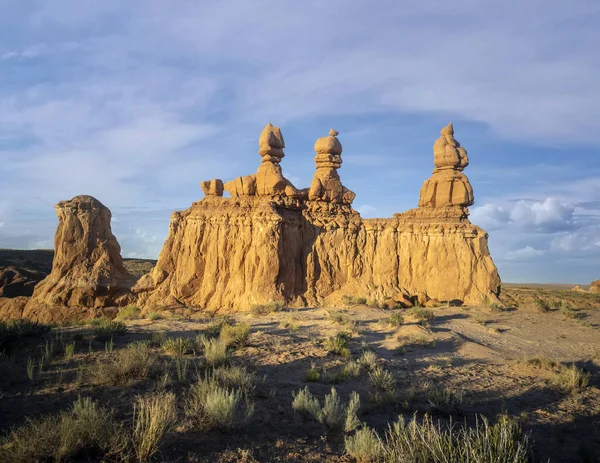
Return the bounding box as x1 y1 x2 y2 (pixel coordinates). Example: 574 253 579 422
419 123 474 209
308 129 355 204
25 195 135 311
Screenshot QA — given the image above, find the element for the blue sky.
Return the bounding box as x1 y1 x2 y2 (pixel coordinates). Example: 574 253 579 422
0 0 599 284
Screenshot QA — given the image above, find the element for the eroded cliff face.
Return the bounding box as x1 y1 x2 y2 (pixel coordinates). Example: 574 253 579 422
133 199 500 311
23 196 135 320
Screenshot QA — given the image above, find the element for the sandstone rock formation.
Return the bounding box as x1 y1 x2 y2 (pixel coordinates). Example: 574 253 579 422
22 195 134 320
419 123 474 208
134 123 501 311
219 123 301 199
0 267 45 298
590 280 600 294
308 129 355 204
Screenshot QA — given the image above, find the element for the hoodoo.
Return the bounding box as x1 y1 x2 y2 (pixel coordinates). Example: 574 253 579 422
22 195 134 321
133 123 501 311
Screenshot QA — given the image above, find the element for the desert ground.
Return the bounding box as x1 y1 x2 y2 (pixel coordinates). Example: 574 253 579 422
0 250 599 462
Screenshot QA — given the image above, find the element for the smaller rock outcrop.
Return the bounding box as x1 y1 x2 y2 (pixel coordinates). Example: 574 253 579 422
25 195 134 313
222 123 300 198
0 267 45 298
419 123 474 208
308 129 355 204
590 280 600 294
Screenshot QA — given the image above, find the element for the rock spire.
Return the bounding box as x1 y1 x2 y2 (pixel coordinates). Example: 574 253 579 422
418 123 474 209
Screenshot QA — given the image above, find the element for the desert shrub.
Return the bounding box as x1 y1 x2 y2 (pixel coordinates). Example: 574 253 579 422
369 367 395 392
367 299 384 309
409 308 434 325
186 376 254 430
92 319 127 340
343 295 368 306
560 305 579 319
292 387 322 421
250 302 285 316
205 316 234 337
202 337 229 367
162 336 195 355
325 331 351 357
0 397 124 462
388 312 405 327
345 427 384 463
323 368 348 384
147 331 167 347
115 305 141 320
90 342 156 385
213 365 256 395
321 388 362 431
525 356 558 370
305 364 320 382
328 310 351 324
534 299 550 313
220 323 251 347
0 319 51 354
203 387 255 430
344 359 362 377
64 341 76 359
344 391 361 432
147 311 163 321
132 392 177 462
383 413 530 462
554 364 590 391
358 350 378 370
427 386 463 414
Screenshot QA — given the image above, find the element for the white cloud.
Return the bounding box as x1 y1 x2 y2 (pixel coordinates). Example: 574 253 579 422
505 246 546 261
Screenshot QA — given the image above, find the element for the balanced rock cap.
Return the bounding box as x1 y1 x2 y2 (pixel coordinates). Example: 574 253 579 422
314 128 342 155
258 122 285 159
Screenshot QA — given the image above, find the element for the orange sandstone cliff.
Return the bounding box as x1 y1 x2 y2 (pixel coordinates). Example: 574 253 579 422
133 124 501 311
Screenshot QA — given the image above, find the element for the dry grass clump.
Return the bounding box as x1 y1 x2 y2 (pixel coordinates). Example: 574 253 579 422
162 336 195 355
388 312 405 327
534 298 550 313
204 316 234 337
201 337 230 367
220 323 251 347
408 307 435 325
0 319 51 354
358 350 378 370
0 397 125 462
115 305 141 320
305 363 320 382
325 331 351 357
426 386 464 414
553 364 590 391
379 413 530 462
147 311 163 321
343 359 362 377
344 427 384 463
328 310 351 325
343 295 368 306
90 342 156 386
132 392 177 462
249 302 285 316
213 365 256 395
559 305 579 319
92 319 127 341
185 376 254 431
291 387 361 432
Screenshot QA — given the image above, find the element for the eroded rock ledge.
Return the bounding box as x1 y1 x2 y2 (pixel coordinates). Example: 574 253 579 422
134 124 501 311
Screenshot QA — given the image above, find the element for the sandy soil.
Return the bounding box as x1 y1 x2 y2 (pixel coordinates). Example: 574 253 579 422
1 294 599 462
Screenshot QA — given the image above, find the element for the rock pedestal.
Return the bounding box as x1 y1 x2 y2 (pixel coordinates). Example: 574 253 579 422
23 195 134 320
590 280 600 294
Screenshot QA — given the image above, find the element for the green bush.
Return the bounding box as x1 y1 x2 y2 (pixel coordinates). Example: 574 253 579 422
249 302 285 316
161 337 195 356
388 312 405 327
115 305 141 320
92 319 127 341
343 295 368 306
325 331 351 357
204 316 234 337
90 342 156 386
409 308 435 325
358 350 378 370
147 311 163 321
213 365 256 395
0 397 125 462
305 364 320 382
202 338 229 367
0 319 51 354
426 386 463 414
220 323 251 347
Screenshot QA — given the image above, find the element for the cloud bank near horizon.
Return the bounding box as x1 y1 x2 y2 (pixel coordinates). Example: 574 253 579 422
1 0 599 283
